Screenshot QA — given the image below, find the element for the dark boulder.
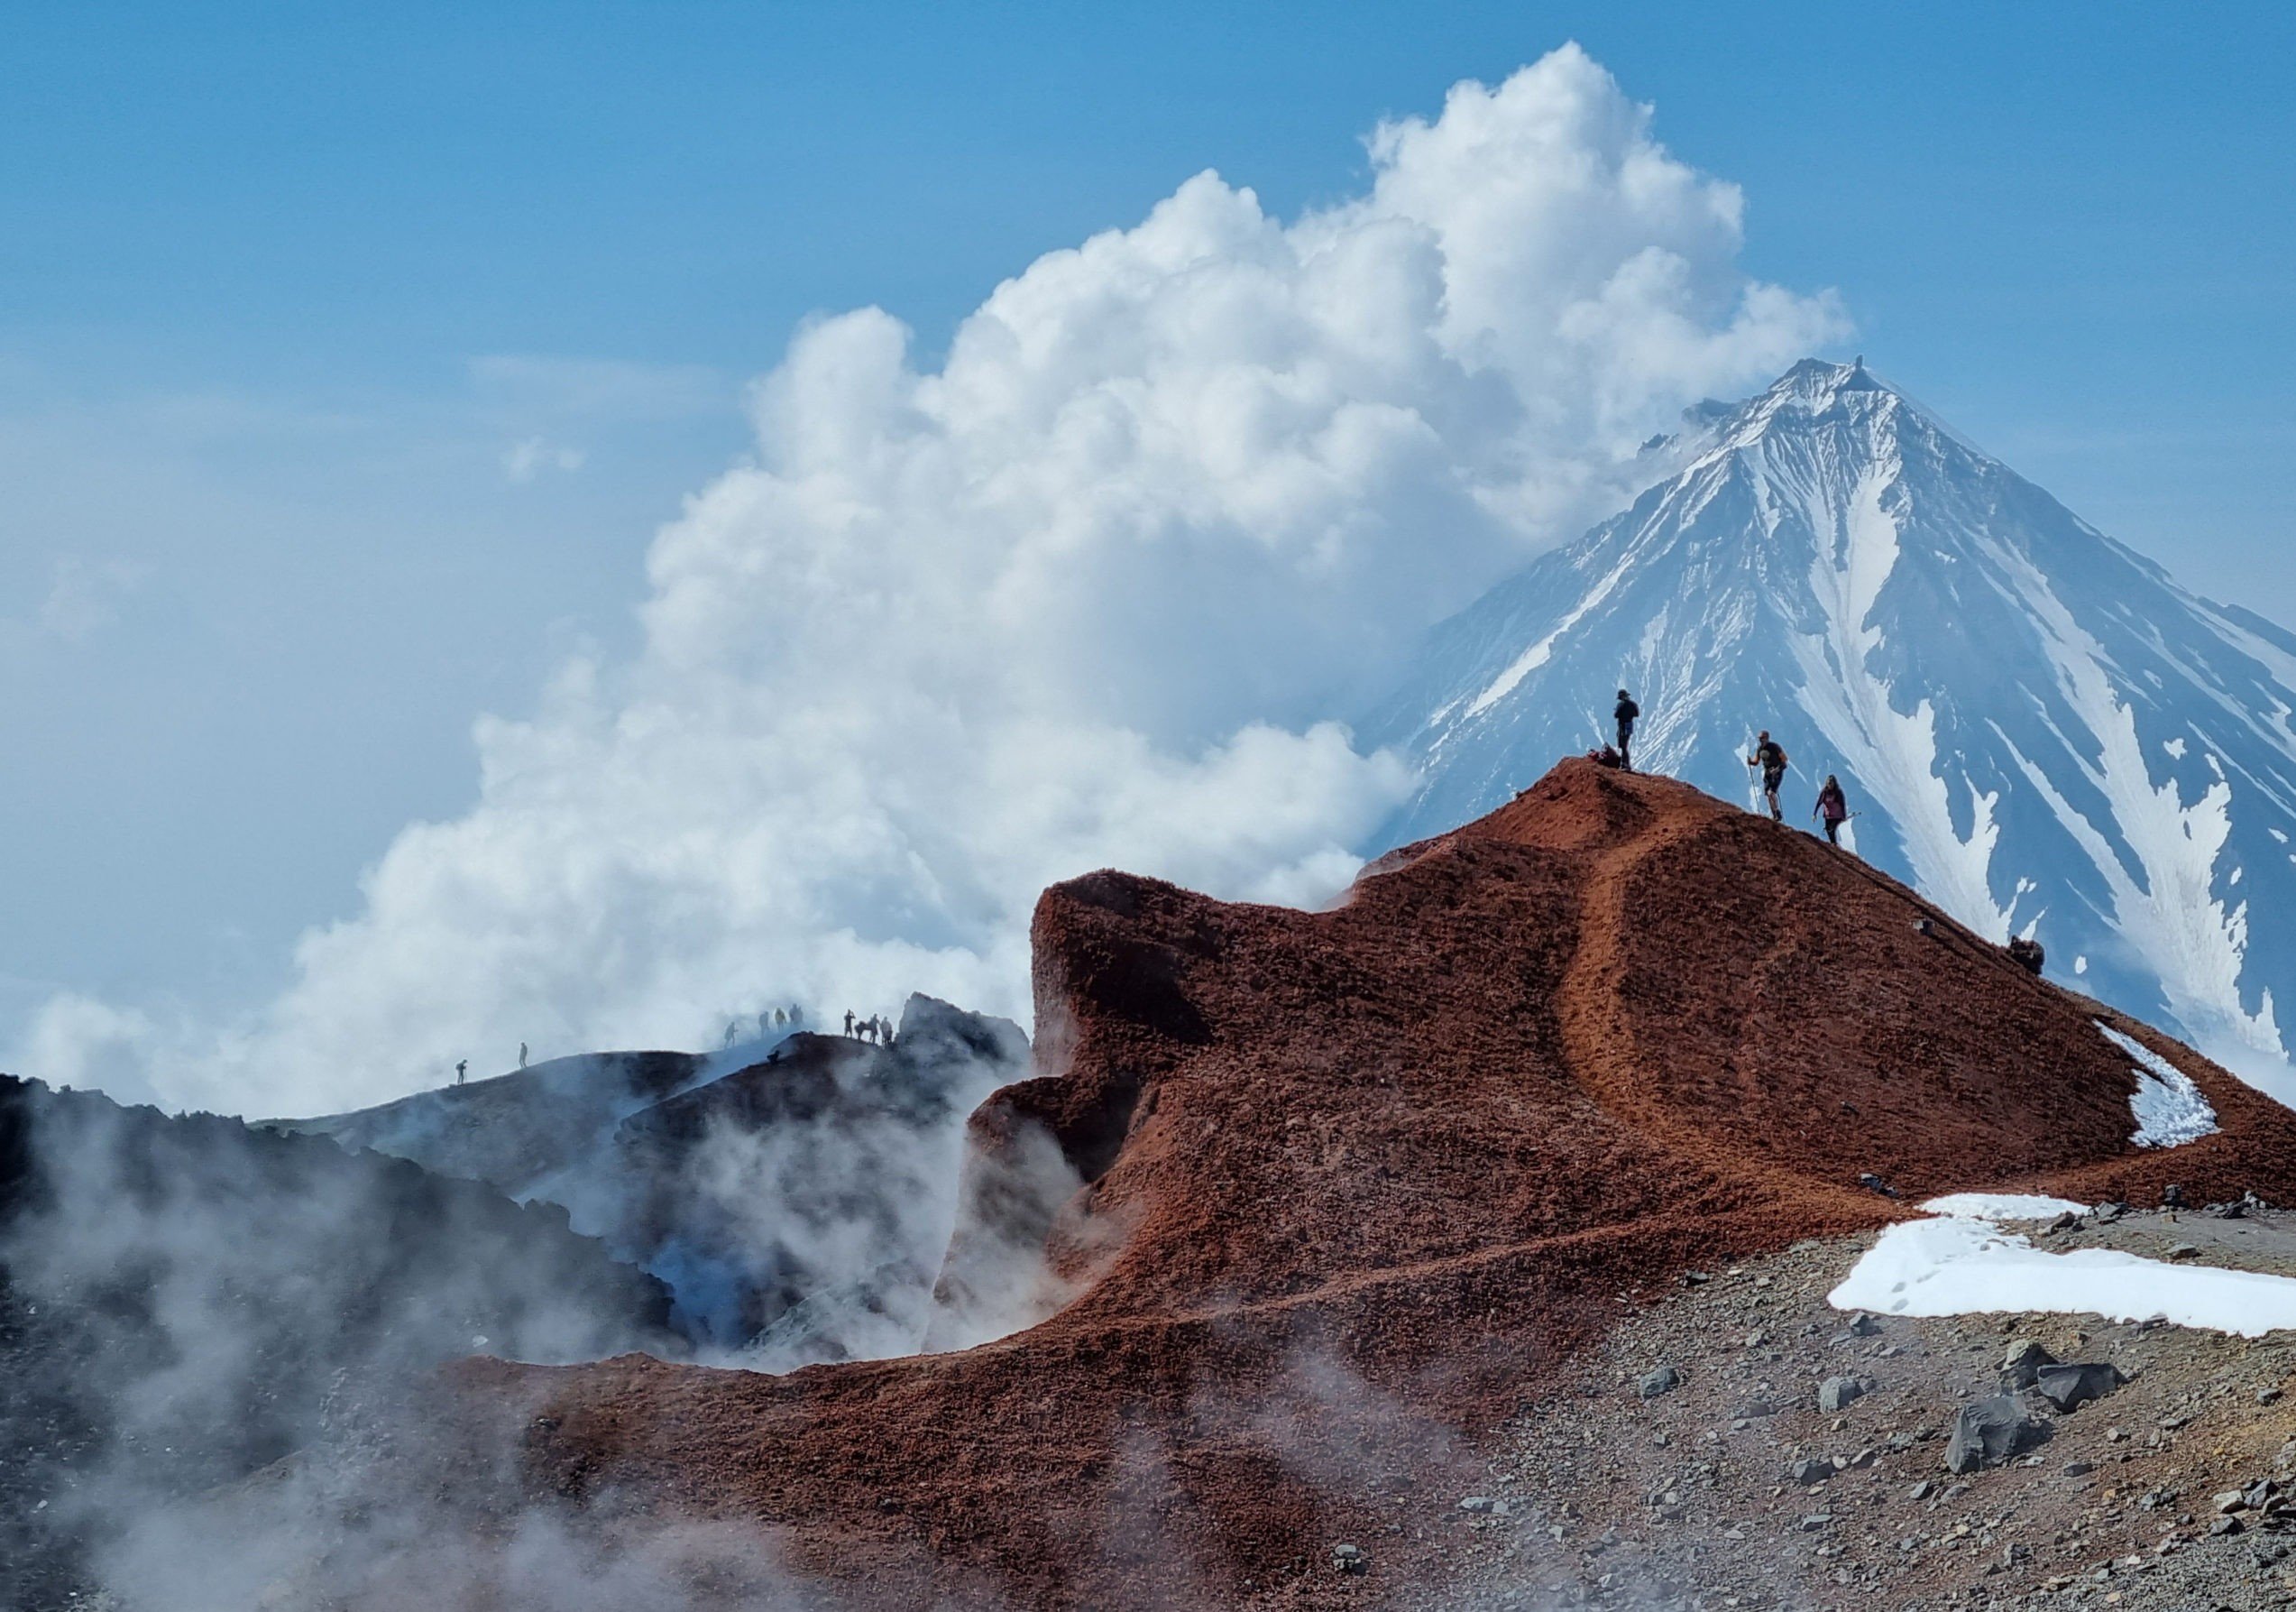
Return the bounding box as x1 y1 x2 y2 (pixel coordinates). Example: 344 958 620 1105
2034 1362 2124 1413
1817 1376 1867 1413
1946 1396 2045 1473
1638 1365 1683 1399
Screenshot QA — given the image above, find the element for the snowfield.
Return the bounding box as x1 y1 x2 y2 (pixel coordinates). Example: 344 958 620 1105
1916 1193 2090 1221
1832 1197 2296 1337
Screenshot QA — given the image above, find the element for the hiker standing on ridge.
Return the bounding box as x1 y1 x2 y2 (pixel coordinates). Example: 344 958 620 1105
1613 689 1640 772
1814 774 1851 846
1746 731 1789 821
843 1009 856 1037
455 1059 467 1085
518 1042 528 1070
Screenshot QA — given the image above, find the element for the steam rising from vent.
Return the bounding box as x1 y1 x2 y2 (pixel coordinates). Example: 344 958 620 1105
12 44 1845 1118
0 993 1061 1605
604 996 1038 1367
274 994 1041 1369
923 1108 1091 1354
0 1076 678 1605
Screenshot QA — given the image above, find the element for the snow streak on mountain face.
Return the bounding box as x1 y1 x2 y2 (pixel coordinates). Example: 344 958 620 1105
1367 359 2296 1102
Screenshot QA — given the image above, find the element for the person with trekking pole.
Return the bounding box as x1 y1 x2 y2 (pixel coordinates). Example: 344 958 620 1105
1814 774 1851 846
1745 731 1788 821
1612 689 1640 772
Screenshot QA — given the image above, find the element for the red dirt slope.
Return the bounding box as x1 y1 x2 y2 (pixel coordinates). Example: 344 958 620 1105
467 760 2296 1608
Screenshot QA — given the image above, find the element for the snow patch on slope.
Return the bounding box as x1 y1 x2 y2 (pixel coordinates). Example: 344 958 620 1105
1832 1212 2296 1335
1788 454 2010 935
2095 1022 2219 1148
1983 540 2286 1079
1459 542 1643 723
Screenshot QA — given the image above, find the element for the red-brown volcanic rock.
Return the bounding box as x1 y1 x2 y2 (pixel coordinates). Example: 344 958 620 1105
464 760 2296 1608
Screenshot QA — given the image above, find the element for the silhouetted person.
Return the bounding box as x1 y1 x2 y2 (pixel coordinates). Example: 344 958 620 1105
774 1007 786 1027
1613 689 1640 771
518 1042 528 1070
1814 774 1851 845
844 1009 856 1037
1747 731 1788 821
455 1059 468 1085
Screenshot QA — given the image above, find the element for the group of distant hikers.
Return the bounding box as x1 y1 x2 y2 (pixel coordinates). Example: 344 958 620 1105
450 1005 893 1091
843 1010 894 1046
1745 728 1851 844
1599 689 1853 847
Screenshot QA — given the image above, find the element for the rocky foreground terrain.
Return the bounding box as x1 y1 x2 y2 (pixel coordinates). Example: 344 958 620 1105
1447 1205 2296 1609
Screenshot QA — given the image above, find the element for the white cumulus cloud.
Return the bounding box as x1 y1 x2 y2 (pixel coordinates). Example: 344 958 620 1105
15 47 1847 1116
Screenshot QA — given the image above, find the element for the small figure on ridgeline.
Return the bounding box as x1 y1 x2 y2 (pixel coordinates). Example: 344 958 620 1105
1613 689 1640 772
723 1020 741 1048
843 1009 856 1038
455 1059 468 1085
773 1007 786 1027
518 1042 528 1070
1746 731 1789 822
1814 774 1851 846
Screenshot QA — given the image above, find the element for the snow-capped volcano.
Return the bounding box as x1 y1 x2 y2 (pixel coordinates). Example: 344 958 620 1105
1365 358 2296 1101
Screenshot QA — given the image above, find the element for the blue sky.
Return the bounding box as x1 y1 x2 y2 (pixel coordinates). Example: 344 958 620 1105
4 3 2292 1088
